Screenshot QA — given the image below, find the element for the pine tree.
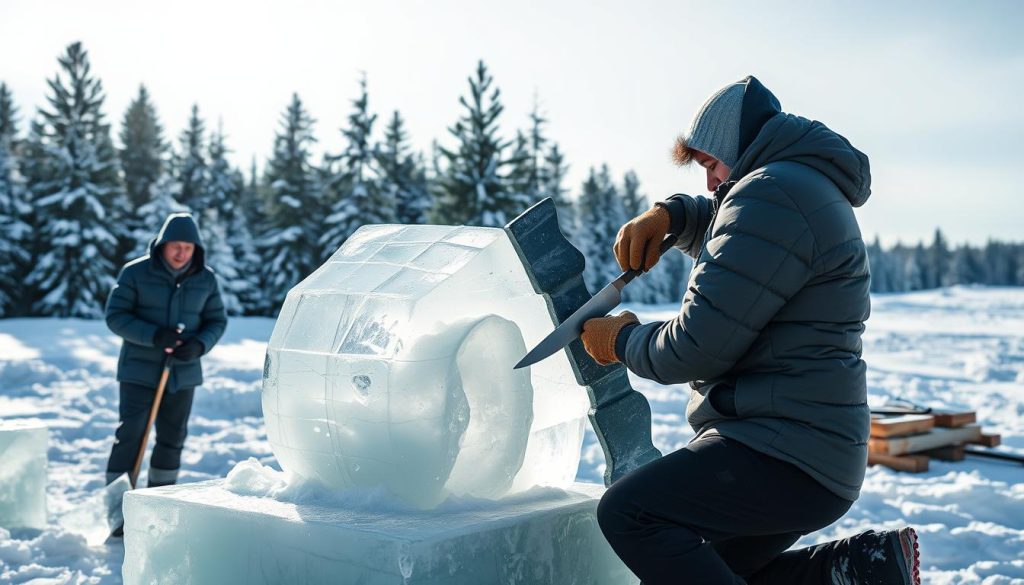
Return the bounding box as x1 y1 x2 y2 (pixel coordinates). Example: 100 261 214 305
928 228 949 289
27 42 126 317
118 84 168 263
620 170 647 216
320 75 392 258
204 126 258 315
260 93 321 312
175 104 208 213
129 173 187 258
949 243 983 286
544 143 574 238
575 164 628 294
0 83 32 316
434 61 526 226
904 243 927 291
119 85 167 210
506 130 533 205
377 110 429 225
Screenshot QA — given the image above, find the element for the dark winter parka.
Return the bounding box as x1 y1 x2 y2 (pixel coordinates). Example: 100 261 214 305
105 214 227 393
621 85 872 502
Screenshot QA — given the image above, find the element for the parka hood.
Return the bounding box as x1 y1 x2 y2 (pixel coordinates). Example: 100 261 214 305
730 113 872 208
149 212 206 271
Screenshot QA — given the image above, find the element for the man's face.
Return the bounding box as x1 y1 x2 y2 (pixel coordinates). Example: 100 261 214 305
162 241 195 270
693 151 731 192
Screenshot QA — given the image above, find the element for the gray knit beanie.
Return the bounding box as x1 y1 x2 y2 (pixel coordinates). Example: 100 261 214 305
682 80 745 168
675 76 782 169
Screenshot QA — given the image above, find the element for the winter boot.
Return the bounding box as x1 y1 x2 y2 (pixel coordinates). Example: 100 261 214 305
830 527 920 585
147 466 179 488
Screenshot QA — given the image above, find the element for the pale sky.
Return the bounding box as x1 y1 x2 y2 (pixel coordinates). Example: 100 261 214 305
2 0 1021 245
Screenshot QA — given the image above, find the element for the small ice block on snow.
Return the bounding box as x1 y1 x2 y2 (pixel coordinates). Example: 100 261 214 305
0 420 48 529
122 479 637 585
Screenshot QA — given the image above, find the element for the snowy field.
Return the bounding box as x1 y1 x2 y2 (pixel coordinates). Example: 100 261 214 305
1 286 1023 584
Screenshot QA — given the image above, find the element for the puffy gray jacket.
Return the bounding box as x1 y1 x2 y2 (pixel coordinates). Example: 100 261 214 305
621 113 872 502
105 214 227 393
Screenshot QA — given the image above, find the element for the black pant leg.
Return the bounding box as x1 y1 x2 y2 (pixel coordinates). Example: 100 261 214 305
596 433 853 585
711 533 802 579
106 383 157 477
149 387 195 479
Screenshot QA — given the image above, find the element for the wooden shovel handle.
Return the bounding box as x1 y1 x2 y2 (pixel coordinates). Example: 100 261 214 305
129 356 172 489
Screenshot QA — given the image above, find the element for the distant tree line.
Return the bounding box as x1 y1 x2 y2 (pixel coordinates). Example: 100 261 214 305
867 230 1024 293
0 42 692 319
0 42 1017 319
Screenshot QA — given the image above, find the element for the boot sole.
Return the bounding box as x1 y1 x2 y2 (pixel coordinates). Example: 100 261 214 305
892 527 921 585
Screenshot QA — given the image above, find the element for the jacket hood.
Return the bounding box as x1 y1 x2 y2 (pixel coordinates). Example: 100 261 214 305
149 213 206 270
729 113 872 207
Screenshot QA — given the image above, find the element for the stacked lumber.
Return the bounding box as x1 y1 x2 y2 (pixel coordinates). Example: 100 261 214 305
868 409 1002 473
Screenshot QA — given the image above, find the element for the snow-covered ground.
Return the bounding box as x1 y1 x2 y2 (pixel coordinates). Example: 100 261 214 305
1 286 1023 584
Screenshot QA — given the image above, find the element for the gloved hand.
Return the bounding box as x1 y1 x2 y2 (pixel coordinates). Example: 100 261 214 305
153 327 182 352
581 311 640 366
614 205 671 272
172 339 205 361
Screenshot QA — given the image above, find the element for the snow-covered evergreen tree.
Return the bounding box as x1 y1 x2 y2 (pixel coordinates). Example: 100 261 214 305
175 104 208 213
377 110 429 225
129 172 187 257
0 83 32 316
320 75 392 259
260 93 321 312
949 243 983 286
506 130 533 206
620 170 647 217
434 61 526 226
118 84 169 262
508 100 564 211
575 164 628 294
27 42 126 317
119 85 167 210
544 143 575 238
204 126 259 315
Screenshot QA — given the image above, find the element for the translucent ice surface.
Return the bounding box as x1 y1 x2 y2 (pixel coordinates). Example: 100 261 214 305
0 420 47 530
123 475 636 585
263 225 589 508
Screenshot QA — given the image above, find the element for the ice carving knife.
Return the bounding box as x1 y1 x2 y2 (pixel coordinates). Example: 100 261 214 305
514 233 678 369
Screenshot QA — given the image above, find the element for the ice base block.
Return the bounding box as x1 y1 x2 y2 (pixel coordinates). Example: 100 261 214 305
122 480 637 585
0 420 47 529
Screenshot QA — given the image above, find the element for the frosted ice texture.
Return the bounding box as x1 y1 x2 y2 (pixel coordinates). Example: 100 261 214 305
0 421 47 529
58 473 131 546
122 479 637 585
263 225 590 508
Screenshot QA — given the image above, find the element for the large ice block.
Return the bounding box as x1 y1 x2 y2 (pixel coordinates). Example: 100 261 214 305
122 477 636 585
264 225 591 508
0 420 48 529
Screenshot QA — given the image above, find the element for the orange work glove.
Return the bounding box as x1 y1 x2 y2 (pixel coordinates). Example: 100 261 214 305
614 205 671 272
581 311 640 366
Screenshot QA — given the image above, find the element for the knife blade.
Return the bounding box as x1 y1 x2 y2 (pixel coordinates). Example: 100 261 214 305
514 233 678 369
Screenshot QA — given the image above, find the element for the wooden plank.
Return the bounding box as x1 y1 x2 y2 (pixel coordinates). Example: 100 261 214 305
921 444 966 461
967 433 1001 447
870 414 935 438
932 410 976 428
869 424 983 456
868 452 930 473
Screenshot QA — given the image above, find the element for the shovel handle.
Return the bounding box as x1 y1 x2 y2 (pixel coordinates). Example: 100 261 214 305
129 323 185 489
618 233 679 286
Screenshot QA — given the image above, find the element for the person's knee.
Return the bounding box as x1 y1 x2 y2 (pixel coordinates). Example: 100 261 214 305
597 480 641 543
113 415 148 443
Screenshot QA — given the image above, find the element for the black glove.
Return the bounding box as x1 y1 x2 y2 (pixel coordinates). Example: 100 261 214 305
172 339 205 361
153 327 181 351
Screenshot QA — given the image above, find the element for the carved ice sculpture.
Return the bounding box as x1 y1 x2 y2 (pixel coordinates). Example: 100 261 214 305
263 224 592 508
